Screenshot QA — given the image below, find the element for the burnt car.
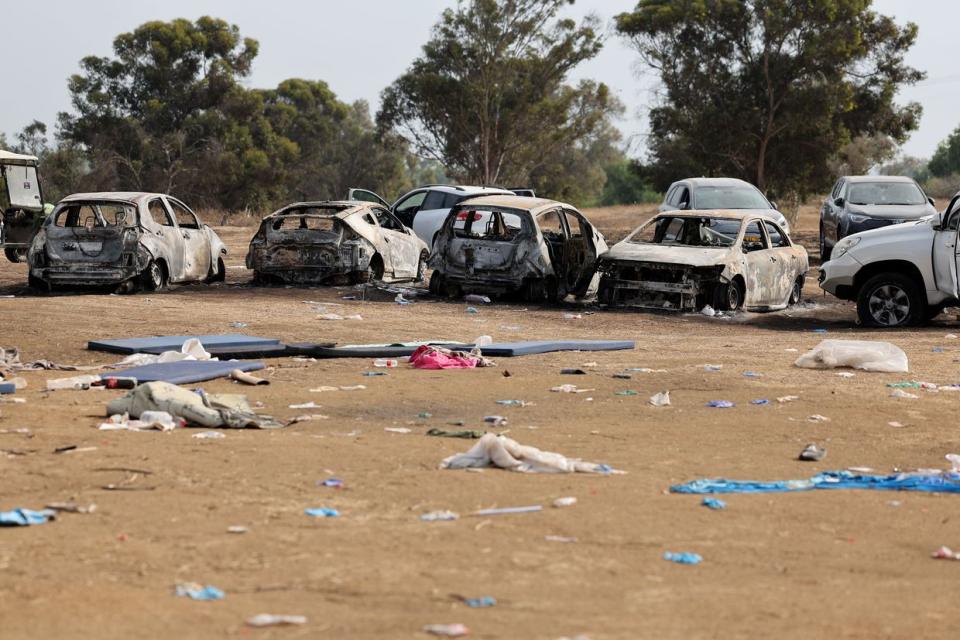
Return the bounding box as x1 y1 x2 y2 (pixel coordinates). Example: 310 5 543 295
428 195 608 301
28 192 227 292
597 211 808 312
246 201 429 285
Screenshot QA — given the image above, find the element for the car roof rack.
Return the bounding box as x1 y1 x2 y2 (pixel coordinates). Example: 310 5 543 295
416 184 466 191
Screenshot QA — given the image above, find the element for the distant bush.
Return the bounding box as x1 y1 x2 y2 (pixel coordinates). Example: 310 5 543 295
599 160 661 206
923 175 960 199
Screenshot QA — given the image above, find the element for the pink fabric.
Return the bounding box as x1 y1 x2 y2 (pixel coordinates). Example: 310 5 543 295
409 345 479 369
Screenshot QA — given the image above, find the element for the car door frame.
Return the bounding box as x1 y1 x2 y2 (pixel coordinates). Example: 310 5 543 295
347 188 390 208
934 195 960 300
739 217 776 307
761 219 796 305
560 206 604 295
143 196 186 282
164 196 210 282
372 205 420 279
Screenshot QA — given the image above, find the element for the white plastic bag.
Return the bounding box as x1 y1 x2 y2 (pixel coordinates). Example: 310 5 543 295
441 433 622 474
794 340 908 373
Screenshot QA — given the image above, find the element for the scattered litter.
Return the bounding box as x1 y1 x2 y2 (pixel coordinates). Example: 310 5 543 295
947 334 958 340
410 345 494 369
473 335 493 347
563 313 582 320
245 614 307 628
561 368 587 375
465 307 479 314
427 428 485 439
395 294 413 305
0 508 55 526
948 454 960 473
813 328 828 333
703 364 722 371
777 395 799 403
229 322 248 328
47 374 101 391
808 414 831 422
933 347 945 353
99 411 182 432
649 391 671 407
457 595 496 608
424 623 470 637
318 313 363 321
551 385 593 394
496 399 529 407
230 369 269 386
107 382 282 429
286 414 329 425
794 339 908 373
890 389 919 399
615 390 638 396
227 525 248 534
545 535 578 543
290 401 321 409
417 412 433 419
663 552 702 565
706 400 734 408
700 305 716 317
483 415 507 426
701 498 726 510
613 373 632 380
441 433 622 474
932 546 960 560
45 502 96 514
421 511 459 522
374 359 399 368
837 372 855 378
472 505 542 516
385 427 412 434
464 294 491 304
627 367 667 373
304 507 339 518
751 399 769 405
672 470 960 494
743 371 763 378
175 583 224 601
319 478 344 488
192 431 226 439
888 421 906 428
362 371 388 377
340 385 366 391
798 444 827 461
553 496 577 508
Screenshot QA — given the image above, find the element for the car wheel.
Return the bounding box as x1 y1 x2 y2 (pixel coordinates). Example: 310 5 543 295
856 273 923 328
789 276 804 306
28 274 47 291
206 258 225 284
819 224 831 261
429 271 445 296
4 248 25 263
416 251 429 283
597 275 614 306
523 279 547 302
712 279 743 312
141 259 166 292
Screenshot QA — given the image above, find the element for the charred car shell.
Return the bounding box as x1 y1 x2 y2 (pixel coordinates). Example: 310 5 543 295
245 201 429 285
428 195 608 301
597 210 808 312
28 192 227 292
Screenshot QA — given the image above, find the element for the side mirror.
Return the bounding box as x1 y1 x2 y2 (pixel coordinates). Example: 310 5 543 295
929 197 936 207
770 201 778 210
834 197 844 207
678 201 689 210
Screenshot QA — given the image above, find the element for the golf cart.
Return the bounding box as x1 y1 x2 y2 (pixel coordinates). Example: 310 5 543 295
1 149 48 262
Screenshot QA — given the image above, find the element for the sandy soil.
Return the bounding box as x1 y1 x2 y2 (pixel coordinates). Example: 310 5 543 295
2 206 960 639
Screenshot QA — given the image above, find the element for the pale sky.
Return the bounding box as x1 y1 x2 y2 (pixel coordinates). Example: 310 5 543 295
2 0 953 159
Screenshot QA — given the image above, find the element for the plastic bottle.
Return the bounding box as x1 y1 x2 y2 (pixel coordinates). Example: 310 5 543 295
46 375 101 391
373 358 398 368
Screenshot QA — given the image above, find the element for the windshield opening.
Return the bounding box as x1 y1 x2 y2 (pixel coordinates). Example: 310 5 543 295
629 216 742 248
451 207 525 241
694 186 770 210
848 182 926 206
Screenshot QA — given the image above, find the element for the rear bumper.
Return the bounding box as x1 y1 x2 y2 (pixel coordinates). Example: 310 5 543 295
32 264 137 284
443 272 525 293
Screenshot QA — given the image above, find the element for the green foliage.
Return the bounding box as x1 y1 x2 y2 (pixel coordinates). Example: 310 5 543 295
929 125 960 178
616 0 924 201
827 133 897 177
379 0 621 203
600 159 660 206
880 155 930 183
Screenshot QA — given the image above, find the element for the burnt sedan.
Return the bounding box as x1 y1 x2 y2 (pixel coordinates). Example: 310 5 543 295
28 192 227 292
246 201 429 285
597 211 808 312
428 195 607 302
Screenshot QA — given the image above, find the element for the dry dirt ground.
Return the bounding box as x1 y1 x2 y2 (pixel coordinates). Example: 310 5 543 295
2 205 960 640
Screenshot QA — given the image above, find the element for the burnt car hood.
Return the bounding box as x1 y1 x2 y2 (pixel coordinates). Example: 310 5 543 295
601 242 732 267
847 203 935 219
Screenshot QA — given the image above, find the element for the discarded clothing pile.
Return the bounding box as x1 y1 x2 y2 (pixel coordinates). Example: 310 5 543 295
409 345 494 369
441 433 622 474
0 346 91 378
671 470 960 495
105 381 283 429
107 338 213 369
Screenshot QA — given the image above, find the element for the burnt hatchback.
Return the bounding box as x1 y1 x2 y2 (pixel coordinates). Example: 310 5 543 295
428 195 607 301
28 192 227 292
246 201 429 285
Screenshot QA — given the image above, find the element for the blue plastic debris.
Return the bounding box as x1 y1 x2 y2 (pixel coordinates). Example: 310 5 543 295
0 508 55 526
701 498 726 510
750 399 769 405
672 470 960 495
0 383 16 395
305 507 340 517
463 596 497 608
706 400 735 408
813 328 828 334
664 551 702 565
466 307 479 314
362 371 388 377
319 478 344 488
933 347 945 353
743 372 763 378
175 584 225 601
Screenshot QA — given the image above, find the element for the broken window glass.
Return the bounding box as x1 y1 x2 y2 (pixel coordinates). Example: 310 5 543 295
742 221 768 252
146 199 174 227
453 208 524 241
630 216 741 248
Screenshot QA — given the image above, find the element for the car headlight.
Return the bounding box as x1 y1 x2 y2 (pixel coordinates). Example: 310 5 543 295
847 213 869 224
832 236 861 260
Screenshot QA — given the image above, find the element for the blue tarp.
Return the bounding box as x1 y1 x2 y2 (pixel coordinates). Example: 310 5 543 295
671 470 960 495
0 508 55 526
88 334 280 355
102 360 265 385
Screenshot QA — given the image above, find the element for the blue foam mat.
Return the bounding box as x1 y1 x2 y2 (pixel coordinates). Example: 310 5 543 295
102 360 265 384
481 340 635 356
88 334 280 355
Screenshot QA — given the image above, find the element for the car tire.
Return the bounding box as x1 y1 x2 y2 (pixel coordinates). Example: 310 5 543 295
416 251 428 283
429 270 444 296
712 279 744 312
856 273 924 328
523 279 547 302
597 275 614 306
4 248 25 263
819 224 831 262
28 274 47 291
141 259 166 292
206 258 225 284
789 276 804 306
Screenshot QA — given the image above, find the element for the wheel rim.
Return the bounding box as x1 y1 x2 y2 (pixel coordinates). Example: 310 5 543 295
149 263 162 288
728 284 740 309
867 284 910 326
791 280 802 303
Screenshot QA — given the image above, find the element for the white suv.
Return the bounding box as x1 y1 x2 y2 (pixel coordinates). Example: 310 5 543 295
819 193 959 327
348 185 518 249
